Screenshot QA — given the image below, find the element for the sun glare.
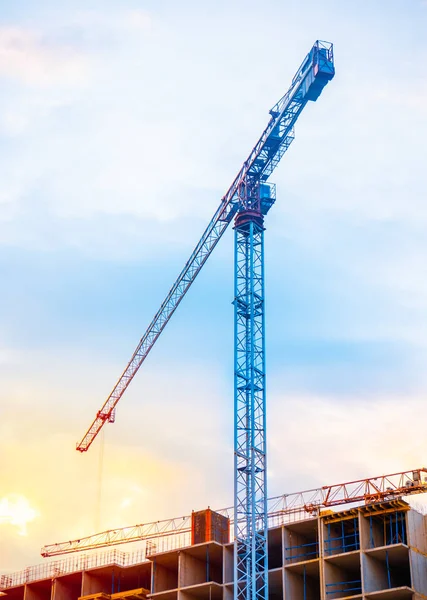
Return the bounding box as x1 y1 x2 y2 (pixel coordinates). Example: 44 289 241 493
0 494 39 536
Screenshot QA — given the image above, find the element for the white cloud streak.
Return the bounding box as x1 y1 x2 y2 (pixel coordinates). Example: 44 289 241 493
268 392 427 494
71 9 153 33
0 26 90 86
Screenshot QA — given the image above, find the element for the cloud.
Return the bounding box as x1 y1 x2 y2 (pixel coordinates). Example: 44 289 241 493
373 80 427 115
0 26 90 86
0 355 230 572
0 345 18 366
72 9 152 33
0 10 229 232
0 426 188 572
268 391 427 495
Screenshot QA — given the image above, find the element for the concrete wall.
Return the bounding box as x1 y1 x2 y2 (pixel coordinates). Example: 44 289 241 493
410 548 427 596
407 510 427 553
52 576 82 600
362 553 389 593
23 582 52 600
223 546 233 585
178 552 206 588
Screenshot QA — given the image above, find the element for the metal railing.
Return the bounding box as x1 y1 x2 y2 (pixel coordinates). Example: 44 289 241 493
0 548 146 589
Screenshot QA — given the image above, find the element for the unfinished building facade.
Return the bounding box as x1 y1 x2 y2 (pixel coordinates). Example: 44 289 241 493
2 500 427 600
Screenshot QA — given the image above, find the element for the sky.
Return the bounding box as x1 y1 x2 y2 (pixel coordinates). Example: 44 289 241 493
1 0 427 575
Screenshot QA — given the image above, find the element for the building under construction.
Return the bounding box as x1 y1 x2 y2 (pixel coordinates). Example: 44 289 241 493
2 469 427 600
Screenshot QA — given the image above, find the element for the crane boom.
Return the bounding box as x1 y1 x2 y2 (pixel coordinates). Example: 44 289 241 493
76 40 334 452
41 467 427 557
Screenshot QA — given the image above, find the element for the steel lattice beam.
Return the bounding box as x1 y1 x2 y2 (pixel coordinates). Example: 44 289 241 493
41 467 427 558
233 183 269 600
76 40 335 453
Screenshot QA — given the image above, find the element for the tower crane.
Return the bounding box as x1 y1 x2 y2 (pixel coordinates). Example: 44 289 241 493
76 41 335 600
41 468 427 558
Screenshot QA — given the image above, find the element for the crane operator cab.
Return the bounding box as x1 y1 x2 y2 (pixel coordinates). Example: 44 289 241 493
299 40 335 102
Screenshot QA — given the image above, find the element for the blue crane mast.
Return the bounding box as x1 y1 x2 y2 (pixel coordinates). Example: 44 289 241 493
76 40 335 600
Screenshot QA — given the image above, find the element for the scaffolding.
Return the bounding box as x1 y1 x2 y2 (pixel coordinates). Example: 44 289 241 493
324 514 360 556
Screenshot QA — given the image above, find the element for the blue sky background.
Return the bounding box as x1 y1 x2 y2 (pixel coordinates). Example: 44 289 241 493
1 0 427 573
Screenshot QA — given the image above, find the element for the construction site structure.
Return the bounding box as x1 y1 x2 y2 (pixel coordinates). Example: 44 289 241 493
2 469 427 600
2 498 427 600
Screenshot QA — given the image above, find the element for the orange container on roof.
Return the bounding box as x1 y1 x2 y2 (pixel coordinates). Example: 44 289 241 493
191 508 230 545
